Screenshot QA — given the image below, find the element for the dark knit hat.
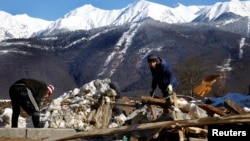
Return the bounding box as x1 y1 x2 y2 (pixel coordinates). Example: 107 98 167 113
147 54 159 63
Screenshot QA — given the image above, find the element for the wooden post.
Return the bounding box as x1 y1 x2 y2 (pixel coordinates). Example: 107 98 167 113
172 92 185 141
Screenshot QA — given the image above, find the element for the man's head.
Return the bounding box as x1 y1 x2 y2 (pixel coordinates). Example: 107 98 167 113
147 54 159 68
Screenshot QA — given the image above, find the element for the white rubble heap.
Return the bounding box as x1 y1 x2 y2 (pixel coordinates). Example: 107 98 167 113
40 78 123 130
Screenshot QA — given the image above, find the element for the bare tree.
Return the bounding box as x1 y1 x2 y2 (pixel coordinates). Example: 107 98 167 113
209 71 228 97
174 56 209 98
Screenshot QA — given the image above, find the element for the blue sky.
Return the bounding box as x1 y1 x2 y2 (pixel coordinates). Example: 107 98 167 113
0 0 232 21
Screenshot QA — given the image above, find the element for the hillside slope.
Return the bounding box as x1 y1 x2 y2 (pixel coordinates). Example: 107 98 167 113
0 20 249 99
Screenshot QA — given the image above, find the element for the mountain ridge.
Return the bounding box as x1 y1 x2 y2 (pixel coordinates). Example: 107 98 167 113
0 0 250 41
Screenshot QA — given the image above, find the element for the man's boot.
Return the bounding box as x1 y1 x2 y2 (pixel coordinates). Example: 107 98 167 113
32 112 41 128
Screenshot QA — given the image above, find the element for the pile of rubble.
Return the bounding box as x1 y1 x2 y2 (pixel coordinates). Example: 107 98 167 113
40 78 213 130
1 78 250 141
40 78 123 130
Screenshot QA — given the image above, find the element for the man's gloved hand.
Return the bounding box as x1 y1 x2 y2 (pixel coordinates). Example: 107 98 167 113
150 89 155 97
166 84 173 95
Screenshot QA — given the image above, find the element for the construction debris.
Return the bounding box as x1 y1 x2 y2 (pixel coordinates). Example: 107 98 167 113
1 78 250 141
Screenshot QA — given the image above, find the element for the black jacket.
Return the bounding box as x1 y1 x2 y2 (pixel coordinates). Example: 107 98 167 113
13 78 48 106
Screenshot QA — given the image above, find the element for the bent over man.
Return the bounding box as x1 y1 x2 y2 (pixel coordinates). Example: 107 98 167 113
9 78 54 128
147 54 178 98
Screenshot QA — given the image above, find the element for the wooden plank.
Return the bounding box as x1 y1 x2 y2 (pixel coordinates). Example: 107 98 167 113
185 127 207 134
198 104 226 116
224 99 247 114
46 113 250 141
141 96 169 107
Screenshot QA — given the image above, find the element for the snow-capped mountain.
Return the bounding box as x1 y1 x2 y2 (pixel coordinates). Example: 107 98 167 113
193 0 250 22
37 1 200 36
0 11 51 41
0 0 250 41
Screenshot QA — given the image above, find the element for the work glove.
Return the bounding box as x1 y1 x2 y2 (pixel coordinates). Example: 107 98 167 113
150 89 155 97
166 84 173 95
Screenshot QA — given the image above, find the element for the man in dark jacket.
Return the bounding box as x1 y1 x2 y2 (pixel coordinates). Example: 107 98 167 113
147 54 178 98
9 78 54 128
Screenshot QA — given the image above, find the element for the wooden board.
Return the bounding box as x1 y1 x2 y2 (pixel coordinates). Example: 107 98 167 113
198 104 226 116
224 99 247 115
